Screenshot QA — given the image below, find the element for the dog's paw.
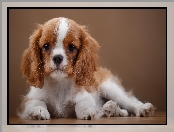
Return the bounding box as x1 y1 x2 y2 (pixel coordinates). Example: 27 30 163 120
103 100 117 117
75 101 100 120
103 100 128 117
137 103 156 117
28 106 50 120
76 108 97 120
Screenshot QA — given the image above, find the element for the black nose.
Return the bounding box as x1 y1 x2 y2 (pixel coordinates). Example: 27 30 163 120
53 55 63 65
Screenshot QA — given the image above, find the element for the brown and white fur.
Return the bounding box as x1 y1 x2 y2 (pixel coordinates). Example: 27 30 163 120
18 17 155 120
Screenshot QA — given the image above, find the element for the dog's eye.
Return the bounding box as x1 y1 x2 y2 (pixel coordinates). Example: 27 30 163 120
43 43 50 51
68 44 76 52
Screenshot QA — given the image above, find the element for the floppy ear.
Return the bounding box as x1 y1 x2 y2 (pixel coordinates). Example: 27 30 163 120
73 26 100 87
20 25 44 88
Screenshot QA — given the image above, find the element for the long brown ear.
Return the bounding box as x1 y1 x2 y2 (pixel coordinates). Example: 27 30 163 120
73 26 100 88
20 25 44 88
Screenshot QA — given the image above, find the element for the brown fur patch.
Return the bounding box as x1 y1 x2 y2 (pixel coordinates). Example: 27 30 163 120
63 20 81 76
72 24 100 89
20 24 44 88
94 67 112 85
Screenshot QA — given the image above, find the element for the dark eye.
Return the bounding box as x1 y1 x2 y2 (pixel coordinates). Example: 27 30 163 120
43 43 50 51
68 44 76 52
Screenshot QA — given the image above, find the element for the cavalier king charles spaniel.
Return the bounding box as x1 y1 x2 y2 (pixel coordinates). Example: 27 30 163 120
18 17 155 120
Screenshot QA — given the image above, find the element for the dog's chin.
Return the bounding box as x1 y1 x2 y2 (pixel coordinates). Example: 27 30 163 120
50 68 68 79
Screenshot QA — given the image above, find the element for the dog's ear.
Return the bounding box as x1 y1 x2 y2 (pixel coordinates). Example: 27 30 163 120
20 24 44 88
73 26 100 88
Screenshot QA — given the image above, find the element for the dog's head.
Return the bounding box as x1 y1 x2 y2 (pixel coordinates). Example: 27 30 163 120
21 17 99 88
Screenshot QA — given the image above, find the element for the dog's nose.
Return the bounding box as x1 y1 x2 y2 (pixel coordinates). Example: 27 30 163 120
53 55 63 65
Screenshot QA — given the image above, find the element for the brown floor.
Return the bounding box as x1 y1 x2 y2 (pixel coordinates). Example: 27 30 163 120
9 111 166 125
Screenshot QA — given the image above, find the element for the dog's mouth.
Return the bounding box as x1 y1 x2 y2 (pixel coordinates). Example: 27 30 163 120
52 68 63 73
49 65 67 76
51 66 64 72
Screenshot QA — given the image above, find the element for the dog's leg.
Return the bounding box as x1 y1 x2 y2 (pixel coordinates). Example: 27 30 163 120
73 89 103 120
100 78 155 117
18 99 50 120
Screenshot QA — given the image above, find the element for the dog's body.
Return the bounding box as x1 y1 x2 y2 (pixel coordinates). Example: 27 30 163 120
18 17 155 120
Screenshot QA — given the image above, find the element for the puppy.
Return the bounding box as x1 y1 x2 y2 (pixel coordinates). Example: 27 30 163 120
18 17 155 120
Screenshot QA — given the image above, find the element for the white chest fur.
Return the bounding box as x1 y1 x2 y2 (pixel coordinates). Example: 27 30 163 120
27 76 78 118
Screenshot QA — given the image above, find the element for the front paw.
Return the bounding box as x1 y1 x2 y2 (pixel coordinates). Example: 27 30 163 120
28 106 50 120
137 103 156 117
75 107 97 120
75 101 100 120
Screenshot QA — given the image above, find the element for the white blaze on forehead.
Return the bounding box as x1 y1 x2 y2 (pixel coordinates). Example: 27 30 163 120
52 17 68 57
51 17 69 73
52 17 69 62
56 17 69 47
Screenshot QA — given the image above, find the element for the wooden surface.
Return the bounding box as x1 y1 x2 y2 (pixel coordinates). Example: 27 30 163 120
9 111 166 124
